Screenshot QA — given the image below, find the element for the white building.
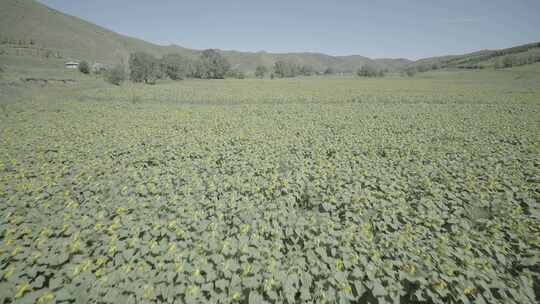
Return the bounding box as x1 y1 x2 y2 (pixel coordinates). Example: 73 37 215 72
65 61 79 69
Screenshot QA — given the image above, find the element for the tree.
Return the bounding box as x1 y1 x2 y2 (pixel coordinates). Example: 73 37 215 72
92 63 106 75
255 65 268 79
273 61 300 78
502 56 513 68
129 52 160 84
357 65 378 77
494 58 503 69
299 65 315 76
405 68 417 77
226 68 246 79
197 49 230 79
105 64 126 86
324 67 335 75
417 65 430 73
273 61 287 78
78 61 90 74
161 54 190 80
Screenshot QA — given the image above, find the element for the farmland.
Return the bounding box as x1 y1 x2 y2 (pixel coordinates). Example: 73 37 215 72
1 66 540 303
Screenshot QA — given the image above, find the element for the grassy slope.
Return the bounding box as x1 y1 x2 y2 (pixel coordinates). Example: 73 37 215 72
410 42 540 70
0 0 410 73
1 0 538 74
0 0 198 63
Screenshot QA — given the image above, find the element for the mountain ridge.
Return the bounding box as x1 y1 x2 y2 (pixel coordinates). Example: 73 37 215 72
0 0 411 72
1 0 539 73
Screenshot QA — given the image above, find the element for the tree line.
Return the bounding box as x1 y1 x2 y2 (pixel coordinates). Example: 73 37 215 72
83 49 236 85
260 62 388 79
128 49 234 84
494 53 540 69
77 50 433 85
270 61 316 78
96 52 327 85
88 49 540 85
356 65 386 77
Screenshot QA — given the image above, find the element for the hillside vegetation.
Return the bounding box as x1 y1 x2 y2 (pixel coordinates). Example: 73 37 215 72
408 42 540 72
0 0 409 74
3 0 539 76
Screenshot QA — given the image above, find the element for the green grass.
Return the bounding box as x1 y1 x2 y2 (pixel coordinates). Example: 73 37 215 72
0 67 539 303
72 66 540 105
410 42 540 70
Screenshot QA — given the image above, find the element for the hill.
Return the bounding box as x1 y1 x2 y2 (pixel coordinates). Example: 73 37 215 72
0 0 410 73
408 42 540 72
1 0 539 75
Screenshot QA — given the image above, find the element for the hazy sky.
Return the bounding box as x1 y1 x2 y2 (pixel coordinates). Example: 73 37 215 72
37 0 540 59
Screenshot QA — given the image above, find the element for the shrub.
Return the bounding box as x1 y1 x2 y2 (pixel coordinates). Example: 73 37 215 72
105 64 126 86
78 61 90 74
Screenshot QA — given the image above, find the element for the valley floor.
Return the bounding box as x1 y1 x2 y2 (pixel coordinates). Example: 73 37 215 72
0 66 539 303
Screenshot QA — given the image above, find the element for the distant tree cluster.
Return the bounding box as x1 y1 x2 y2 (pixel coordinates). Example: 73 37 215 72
78 61 90 74
125 49 232 84
129 52 161 84
405 68 417 77
408 42 540 73
417 64 439 72
225 68 246 79
0 36 36 45
194 49 231 79
255 65 268 78
161 54 190 80
324 67 335 75
104 64 126 86
402 61 456 75
76 60 108 77
272 61 316 78
494 54 540 69
356 65 385 77
485 42 540 66
73 57 125 85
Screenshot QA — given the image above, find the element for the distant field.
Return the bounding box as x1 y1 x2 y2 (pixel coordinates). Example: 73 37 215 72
75 67 540 105
1 67 539 303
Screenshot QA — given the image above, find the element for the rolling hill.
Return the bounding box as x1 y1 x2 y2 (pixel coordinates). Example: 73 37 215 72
1 0 539 75
0 0 410 73
408 42 540 71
